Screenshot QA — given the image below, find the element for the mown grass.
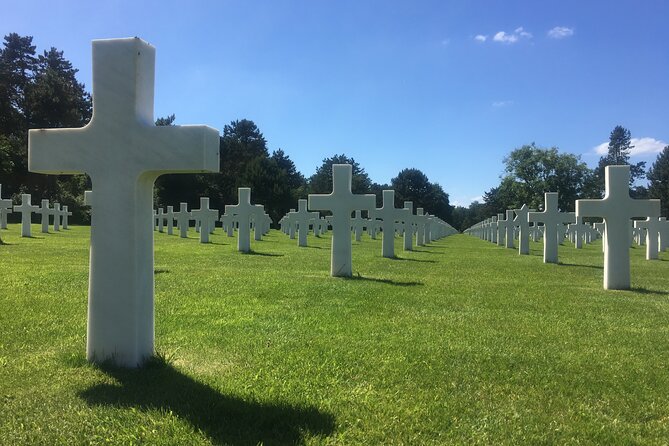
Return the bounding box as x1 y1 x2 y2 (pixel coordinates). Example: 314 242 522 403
1 224 668 445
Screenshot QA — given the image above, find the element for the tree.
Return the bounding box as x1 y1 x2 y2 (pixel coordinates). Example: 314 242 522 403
390 168 452 221
26 47 91 129
489 143 594 212
308 154 371 194
595 125 646 194
0 33 37 136
648 145 669 217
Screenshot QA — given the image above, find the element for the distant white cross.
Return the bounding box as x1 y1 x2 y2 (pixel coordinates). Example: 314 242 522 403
376 190 409 258
528 193 575 264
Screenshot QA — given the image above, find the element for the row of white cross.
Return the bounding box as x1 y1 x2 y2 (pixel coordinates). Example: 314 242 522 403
151 191 272 249
0 187 73 236
464 165 663 290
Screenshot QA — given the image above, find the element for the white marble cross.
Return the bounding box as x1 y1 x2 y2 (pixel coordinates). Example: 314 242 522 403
0 185 12 229
0 194 11 233
35 199 53 233
13 194 39 237
173 203 190 238
577 165 660 289
376 190 409 258
62 205 72 229
415 208 426 246
503 210 515 249
308 164 375 277
164 206 175 235
351 210 365 242
226 187 257 253
156 208 165 233
293 198 312 246
514 204 534 255
53 203 62 231
402 201 417 251
567 216 589 249
190 197 218 243
28 38 219 366
528 193 575 264
635 217 663 260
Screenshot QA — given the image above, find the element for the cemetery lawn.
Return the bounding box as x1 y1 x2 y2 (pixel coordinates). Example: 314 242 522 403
2 226 669 445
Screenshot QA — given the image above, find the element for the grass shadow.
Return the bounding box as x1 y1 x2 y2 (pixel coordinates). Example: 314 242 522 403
558 262 603 270
303 245 324 249
243 251 284 257
347 275 422 287
78 358 335 445
392 256 437 264
154 268 170 275
629 287 669 296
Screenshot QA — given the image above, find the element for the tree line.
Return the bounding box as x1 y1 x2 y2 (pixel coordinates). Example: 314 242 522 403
450 128 669 230
2 34 668 232
0 33 452 227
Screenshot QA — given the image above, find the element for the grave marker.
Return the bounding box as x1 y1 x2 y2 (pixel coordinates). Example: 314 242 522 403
13 194 39 237
528 193 575 264
308 164 375 277
28 38 219 366
576 166 660 289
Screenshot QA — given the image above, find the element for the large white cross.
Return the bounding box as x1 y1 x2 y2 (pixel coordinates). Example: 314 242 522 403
528 193 575 264
13 194 39 237
577 166 660 289
28 38 219 366
376 190 409 258
308 164 375 277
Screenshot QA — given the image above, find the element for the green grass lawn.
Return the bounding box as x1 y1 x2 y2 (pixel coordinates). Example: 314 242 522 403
1 224 669 445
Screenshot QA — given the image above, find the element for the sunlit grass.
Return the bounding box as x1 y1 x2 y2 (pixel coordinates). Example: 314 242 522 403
1 224 668 445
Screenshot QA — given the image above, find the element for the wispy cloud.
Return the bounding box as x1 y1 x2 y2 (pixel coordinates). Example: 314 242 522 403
441 38 451 46
492 100 513 108
548 26 574 39
491 27 532 44
474 34 487 43
593 137 667 157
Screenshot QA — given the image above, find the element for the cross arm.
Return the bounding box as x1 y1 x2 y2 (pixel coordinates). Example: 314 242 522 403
144 125 219 174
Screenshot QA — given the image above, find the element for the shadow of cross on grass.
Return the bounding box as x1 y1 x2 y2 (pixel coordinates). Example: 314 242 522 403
78 360 335 445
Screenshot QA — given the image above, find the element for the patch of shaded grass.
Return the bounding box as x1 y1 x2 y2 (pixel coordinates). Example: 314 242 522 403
1 224 669 444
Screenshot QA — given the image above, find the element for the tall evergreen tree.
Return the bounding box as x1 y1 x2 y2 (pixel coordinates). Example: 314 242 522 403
648 145 669 217
595 125 646 194
0 33 37 136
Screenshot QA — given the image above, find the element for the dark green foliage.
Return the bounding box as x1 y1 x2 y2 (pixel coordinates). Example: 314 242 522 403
648 146 669 216
390 168 453 221
595 125 646 194
0 33 92 223
308 154 371 194
484 143 594 214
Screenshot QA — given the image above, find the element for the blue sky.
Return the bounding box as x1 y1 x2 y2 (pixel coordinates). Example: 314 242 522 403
3 0 668 206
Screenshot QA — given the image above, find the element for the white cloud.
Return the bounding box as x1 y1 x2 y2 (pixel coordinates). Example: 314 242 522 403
490 27 532 44
474 34 487 42
593 137 667 156
492 100 513 108
471 195 484 203
548 26 574 39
